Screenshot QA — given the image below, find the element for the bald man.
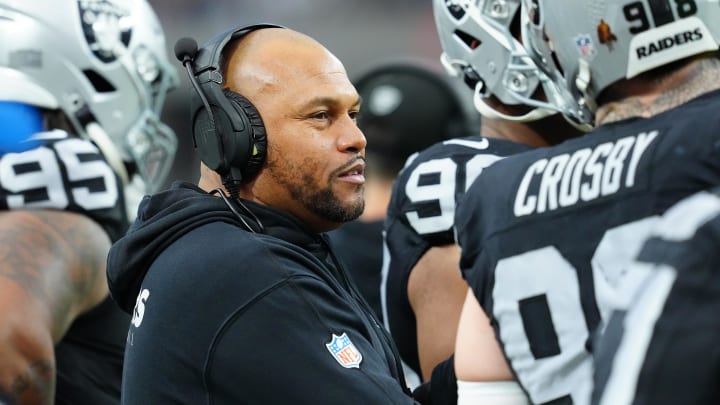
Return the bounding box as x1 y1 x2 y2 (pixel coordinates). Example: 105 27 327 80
106 26 418 404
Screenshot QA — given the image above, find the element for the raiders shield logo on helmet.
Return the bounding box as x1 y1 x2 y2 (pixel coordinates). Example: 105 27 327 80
78 0 131 63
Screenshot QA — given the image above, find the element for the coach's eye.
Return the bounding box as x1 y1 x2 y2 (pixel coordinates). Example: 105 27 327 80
312 111 329 120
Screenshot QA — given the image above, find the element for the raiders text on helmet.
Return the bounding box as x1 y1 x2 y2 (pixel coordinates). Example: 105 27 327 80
522 0 720 125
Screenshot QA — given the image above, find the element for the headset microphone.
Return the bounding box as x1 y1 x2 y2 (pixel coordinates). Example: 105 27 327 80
173 36 197 64
174 25 282 199
174 37 216 149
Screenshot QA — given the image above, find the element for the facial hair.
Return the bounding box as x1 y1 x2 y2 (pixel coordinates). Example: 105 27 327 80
267 155 365 223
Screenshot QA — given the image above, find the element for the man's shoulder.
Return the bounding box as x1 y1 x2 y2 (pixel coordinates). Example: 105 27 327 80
149 222 321 304
172 221 285 254
401 136 529 171
390 135 530 215
169 221 321 274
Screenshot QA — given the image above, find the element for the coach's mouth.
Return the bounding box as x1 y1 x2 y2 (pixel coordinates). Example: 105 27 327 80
337 160 366 185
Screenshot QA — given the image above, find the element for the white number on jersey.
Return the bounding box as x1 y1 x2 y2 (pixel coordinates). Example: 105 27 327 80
404 154 502 235
1 134 119 210
492 217 658 405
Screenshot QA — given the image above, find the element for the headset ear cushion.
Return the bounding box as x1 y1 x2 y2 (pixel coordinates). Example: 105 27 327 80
223 90 267 180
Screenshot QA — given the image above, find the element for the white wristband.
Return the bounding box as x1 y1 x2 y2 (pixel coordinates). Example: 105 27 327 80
457 380 530 405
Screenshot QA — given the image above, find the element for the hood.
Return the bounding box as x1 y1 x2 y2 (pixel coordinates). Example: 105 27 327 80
107 181 330 314
107 181 255 313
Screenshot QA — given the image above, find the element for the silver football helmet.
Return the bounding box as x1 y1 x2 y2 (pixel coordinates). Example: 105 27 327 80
523 0 720 125
0 0 178 193
433 0 573 122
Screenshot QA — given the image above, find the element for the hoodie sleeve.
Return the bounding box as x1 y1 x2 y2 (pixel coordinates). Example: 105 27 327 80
204 271 418 404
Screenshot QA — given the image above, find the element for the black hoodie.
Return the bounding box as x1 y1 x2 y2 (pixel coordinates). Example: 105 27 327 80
107 182 417 404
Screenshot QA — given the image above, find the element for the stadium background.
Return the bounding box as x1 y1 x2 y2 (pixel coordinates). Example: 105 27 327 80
152 0 443 186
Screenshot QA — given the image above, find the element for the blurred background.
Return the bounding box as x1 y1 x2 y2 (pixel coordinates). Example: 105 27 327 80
151 0 447 185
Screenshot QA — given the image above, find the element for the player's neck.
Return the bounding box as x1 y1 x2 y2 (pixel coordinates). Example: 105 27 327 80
481 116 551 147
596 57 720 125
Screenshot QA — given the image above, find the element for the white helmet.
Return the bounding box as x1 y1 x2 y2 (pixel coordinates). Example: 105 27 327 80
432 0 572 122
523 0 720 125
0 0 178 192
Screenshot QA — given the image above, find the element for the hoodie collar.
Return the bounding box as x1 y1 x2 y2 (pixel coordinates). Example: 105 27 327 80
107 181 329 313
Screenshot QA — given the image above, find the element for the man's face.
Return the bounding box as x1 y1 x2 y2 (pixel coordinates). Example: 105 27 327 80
232 35 366 232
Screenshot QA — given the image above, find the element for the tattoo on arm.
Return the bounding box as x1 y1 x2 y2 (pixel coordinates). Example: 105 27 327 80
0 210 110 404
0 210 110 338
9 360 54 404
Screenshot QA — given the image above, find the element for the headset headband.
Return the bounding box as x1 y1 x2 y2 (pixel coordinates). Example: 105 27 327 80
193 23 285 75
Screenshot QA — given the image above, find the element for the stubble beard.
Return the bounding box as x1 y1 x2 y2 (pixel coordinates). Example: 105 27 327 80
268 159 365 223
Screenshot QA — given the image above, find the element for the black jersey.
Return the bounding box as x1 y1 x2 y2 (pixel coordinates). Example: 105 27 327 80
382 136 532 378
328 219 385 321
592 188 720 405
0 130 130 405
455 90 720 405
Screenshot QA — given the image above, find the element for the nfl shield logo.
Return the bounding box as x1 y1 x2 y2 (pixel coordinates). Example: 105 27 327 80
575 34 596 58
326 333 363 369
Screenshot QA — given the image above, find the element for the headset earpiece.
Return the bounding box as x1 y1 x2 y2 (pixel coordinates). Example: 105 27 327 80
221 89 267 180
177 23 283 184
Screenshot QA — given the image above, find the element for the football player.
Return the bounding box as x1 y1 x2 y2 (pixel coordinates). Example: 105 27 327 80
591 187 720 405
0 0 177 403
453 0 720 404
382 0 582 399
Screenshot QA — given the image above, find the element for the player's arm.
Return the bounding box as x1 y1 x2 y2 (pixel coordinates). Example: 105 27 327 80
455 288 530 405
408 243 467 380
0 210 111 405
455 288 514 380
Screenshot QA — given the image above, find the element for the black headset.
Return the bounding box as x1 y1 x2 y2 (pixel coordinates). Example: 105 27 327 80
174 24 285 189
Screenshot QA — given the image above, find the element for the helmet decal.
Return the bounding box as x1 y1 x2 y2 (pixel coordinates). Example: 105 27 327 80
78 0 131 63
575 34 597 59
521 0 720 125
597 19 618 50
444 0 471 20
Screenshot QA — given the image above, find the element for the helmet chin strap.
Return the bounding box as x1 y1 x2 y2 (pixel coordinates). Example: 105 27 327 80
442 53 556 123
124 174 147 221
575 58 598 114
84 121 130 187
85 122 150 221
473 81 556 122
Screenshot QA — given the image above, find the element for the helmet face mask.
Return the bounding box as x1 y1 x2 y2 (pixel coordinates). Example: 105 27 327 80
522 0 720 126
0 0 178 192
433 0 560 122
